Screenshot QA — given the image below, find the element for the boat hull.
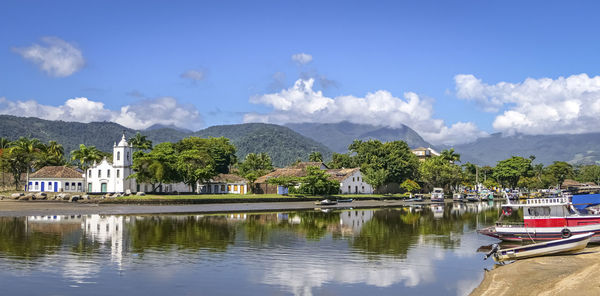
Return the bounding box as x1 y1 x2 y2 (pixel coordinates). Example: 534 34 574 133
479 224 600 243
493 232 593 261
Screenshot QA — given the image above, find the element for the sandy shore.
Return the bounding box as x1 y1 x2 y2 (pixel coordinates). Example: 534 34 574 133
0 199 412 217
470 245 600 296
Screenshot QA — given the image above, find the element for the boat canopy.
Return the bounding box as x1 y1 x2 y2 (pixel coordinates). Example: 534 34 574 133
572 194 600 211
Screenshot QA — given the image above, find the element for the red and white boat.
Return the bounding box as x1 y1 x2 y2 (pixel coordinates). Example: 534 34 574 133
478 196 600 242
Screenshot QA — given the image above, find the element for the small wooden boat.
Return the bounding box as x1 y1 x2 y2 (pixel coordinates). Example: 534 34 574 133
314 199 337 206
337 198 353 203
466 193 479 202
484 232 594 262
406 194 424 202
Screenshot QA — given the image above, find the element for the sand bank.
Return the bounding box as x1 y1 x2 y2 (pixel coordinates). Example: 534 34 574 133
471 245 600 296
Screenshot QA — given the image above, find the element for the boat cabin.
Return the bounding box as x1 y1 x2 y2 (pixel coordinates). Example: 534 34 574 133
503 197 600 228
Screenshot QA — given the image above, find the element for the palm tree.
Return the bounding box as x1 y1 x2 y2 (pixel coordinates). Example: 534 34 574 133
37 141 66 168
71 144 104 193
11 137 44 190
0 137 11 188
309 151 323 162
71 144 103 171
129 132 152 151
440 148 461 163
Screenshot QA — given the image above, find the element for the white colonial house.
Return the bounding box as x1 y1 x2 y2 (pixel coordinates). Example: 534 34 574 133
327 168 374 194
86 133 191 194
198 174 249 194
27 166 85 192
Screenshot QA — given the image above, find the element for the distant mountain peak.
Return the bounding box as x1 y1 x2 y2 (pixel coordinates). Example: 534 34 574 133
145 123 193 133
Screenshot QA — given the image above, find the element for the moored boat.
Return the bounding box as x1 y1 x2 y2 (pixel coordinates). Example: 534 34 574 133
430 188 445 202
466 193 479 202
453 192 464 201
484 232 593 262
315 199 338 205
337 198 353 203
478 196 600 242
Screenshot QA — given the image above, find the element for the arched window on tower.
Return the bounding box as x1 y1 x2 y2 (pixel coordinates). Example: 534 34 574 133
117 152 120 160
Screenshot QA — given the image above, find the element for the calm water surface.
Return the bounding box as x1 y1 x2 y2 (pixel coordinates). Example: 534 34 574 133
0 202 502 296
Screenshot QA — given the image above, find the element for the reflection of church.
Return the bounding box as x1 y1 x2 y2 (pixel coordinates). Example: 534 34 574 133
83 215 128 268
339 210 373 234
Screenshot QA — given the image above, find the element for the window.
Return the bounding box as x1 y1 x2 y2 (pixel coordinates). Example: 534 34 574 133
48 183 52 190
348 185 351 192
528 207 551 216
35 182 39 190
117 169 120 178
221 185 225 191
98 170 101 178
357 177 360 182
214 185 219 192
227 185 231 191
234 185 238 191
77 183 82 191
127 152 130 160
107 169 111 178
362 186 364 191
88 170 92 178
352 177 355 182
65 183 69 190
117 151 120 160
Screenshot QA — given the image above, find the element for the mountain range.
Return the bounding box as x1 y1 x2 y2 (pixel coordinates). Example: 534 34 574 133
0 115 331 167
2 114 600 166
285 121 433 153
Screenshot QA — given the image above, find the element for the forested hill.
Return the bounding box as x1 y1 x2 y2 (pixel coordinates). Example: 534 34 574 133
454 132 600 166
0 115 332 167
286 121 433 153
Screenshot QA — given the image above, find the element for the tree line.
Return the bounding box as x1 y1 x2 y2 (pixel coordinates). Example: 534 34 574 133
3 134 600 194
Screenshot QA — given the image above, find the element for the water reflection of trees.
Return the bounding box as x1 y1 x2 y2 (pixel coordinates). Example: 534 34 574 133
352 204 500 257
0 217 62 259
128 216 235 253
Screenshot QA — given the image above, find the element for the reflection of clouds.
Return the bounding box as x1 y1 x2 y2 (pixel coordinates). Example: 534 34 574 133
259 242 442 296
61 259 99 284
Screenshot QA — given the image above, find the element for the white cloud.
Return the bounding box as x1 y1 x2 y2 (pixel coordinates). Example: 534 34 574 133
180 69 205 82
244 79 485 145
291 53 313 65
455 73 600 135
0 96 203 130
14 37 85 77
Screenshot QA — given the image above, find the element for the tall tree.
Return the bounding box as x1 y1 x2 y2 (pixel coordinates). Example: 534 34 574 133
129 132 153 151
0 138 11 188
296 166 340 195
327 153 355 169
576 165 600 185
70 144 103 171
308 151 323 162
546 161 574 188
130 142 179 192
10 137 44 189
492 156 533 188
238 153 273 192
173 137 237 191
440 148 461 163
419 156 462 190
37 141 66 168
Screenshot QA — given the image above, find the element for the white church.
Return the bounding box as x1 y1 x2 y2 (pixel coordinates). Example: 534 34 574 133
86 134 191 193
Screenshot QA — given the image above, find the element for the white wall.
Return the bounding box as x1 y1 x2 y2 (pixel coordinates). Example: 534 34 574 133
339 171 373 194
28 178 84 192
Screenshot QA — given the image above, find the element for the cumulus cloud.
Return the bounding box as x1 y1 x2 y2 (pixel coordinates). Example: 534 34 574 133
455 73 600 135
180 69 205 82
0 96 203 130
13 37 85 77
291 53 313 65
244 79 486 145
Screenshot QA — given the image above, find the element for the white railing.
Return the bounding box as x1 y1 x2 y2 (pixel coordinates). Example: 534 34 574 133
525 197 568 205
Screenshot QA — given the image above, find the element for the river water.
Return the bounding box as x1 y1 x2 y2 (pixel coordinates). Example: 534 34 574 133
0 202 501 296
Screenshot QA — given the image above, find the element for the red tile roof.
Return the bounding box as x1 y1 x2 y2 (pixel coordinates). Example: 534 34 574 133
30 166 83 179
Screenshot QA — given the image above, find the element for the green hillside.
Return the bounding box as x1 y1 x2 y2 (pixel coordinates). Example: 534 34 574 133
454 132 600 165
0 115 332 167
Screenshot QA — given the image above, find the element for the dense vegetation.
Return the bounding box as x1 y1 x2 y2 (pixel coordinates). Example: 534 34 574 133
0 115 331 167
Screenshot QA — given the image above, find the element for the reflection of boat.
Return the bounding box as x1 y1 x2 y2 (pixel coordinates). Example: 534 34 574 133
315 199 338 205
431 204 444 218
337 199 353 203
466 193 479 202
430 188 445 202
453 193 464 201
484 232 593 262
478 197 600 242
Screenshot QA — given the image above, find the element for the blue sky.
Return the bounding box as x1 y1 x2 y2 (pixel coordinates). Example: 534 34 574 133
2 1 600 145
